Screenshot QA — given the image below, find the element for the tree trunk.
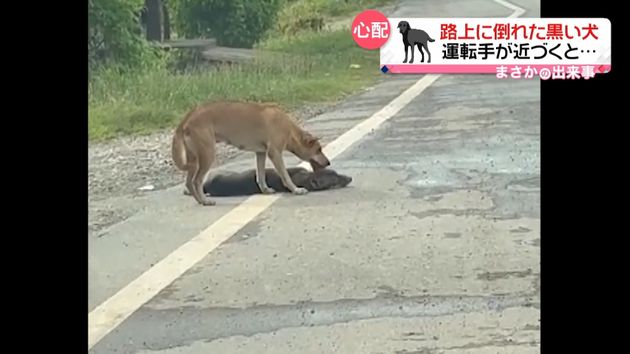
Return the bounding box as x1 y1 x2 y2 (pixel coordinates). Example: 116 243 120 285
145 0 163 42
162 2 171 40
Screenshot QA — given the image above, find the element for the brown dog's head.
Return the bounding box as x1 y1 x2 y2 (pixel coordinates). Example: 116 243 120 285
294 132 330 171
397 21 410 34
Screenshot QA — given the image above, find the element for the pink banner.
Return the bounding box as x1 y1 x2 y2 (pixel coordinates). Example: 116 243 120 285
383 64 611 74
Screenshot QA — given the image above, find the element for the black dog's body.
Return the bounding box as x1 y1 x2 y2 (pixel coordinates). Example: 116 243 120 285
397 21 435 63
202 167 352 197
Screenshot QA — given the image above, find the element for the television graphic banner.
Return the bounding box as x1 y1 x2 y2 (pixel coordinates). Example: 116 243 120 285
367 17 612 79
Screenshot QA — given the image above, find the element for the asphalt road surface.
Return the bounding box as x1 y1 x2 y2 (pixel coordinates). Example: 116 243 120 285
89 0 541 353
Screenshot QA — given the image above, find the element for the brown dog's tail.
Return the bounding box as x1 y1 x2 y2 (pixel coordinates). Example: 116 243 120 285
171 125 188 171
428 37 435 42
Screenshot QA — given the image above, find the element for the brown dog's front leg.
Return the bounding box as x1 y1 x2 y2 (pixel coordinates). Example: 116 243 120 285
255 152 275 194
267 149 308 195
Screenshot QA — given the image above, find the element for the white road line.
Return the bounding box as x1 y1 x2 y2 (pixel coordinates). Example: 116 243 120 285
88 0 526 349
88 74 440 350
310 75 440 163
493 0 527 18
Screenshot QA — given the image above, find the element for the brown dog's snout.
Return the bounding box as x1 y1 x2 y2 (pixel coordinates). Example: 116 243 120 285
310 153 330 171
318 154 331 167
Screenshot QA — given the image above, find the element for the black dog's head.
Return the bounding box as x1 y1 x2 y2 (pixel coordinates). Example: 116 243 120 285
397 21 410 34
298 169 353 191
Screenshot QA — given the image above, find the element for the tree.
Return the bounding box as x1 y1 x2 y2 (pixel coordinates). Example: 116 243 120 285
143 0 163 41
89 0 152 69
173 0 282 48
163 3 171 40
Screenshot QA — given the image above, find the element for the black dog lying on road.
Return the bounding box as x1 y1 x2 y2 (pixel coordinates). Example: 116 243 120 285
186 167 353 197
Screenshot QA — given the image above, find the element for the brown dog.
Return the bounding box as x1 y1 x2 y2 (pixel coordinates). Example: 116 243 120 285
171 101 330 206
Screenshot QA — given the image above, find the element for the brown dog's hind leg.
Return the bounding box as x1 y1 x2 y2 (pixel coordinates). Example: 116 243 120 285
267 149 308 195
182 147 196 196
184 154 198 198
193 156 215 205
255 152 275 194
185 129 216 206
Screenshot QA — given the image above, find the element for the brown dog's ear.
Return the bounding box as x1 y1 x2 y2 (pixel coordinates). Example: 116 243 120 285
303 133 320 147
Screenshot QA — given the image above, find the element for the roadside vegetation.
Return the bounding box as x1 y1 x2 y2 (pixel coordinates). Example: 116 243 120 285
88 0 393 140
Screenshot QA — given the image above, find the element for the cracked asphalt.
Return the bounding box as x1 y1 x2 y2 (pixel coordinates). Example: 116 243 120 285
89 0 540 353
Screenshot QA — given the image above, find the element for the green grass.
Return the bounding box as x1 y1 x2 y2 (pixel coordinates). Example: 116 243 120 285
88 0 393 141
288 0 392 18
319 0 391 17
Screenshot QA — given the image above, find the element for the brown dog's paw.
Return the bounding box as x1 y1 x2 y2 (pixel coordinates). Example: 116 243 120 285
200 199 216 206
260 187 276 194
292 187 309 195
